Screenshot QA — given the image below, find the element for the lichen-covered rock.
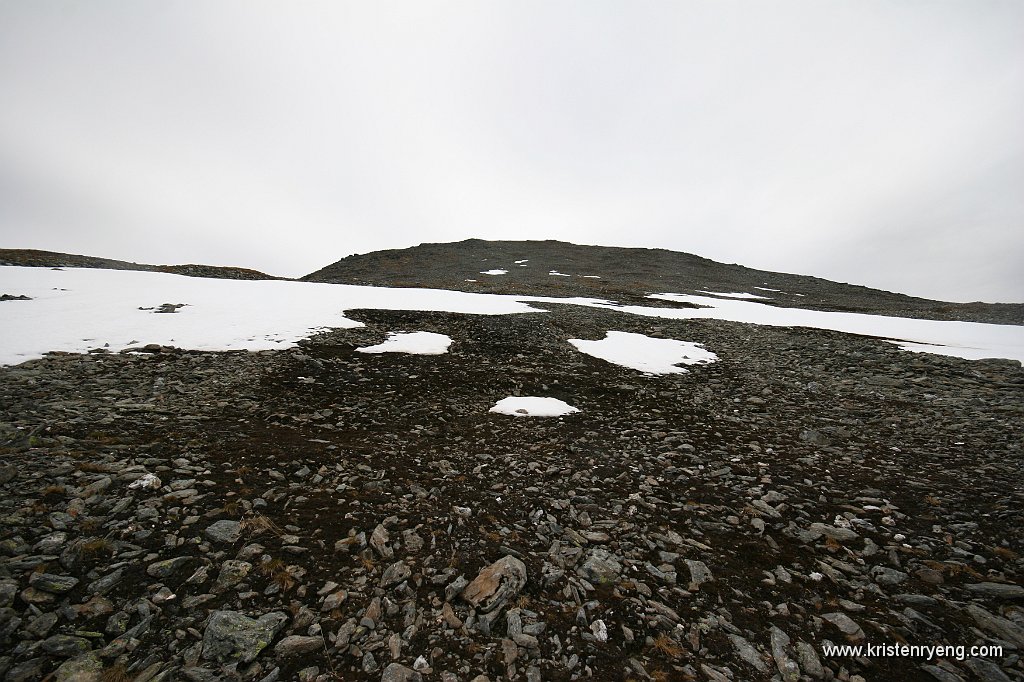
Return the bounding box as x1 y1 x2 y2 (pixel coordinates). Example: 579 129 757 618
201 610 288 664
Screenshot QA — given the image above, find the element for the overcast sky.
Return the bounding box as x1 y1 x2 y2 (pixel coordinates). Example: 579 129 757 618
1 1 1022 302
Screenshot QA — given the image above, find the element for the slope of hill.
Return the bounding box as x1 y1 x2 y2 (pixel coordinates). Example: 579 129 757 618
0 248 280 281
305 239 1023 324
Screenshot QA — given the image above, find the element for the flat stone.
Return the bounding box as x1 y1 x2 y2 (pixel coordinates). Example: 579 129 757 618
728 634 768 673
147 556 192 579
965 582 1024 600
204 520 242 544
964 604 1024 648
201 610 289 664
29 572 79 594
871 566 909 587
808 523 859 542
55 652 102 682
381 662 423 682
41 634 92 657
821 612 866 643
274 635 322 658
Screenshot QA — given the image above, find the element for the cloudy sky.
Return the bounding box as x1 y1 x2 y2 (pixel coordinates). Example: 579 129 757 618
1 1 1022 302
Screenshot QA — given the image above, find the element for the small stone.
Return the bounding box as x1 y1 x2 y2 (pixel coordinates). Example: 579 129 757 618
147 556 192 579
684 559 713 588
822 612 866 644
214 560 252 592
381 662 422 682
576 548 622 585
274 635 322 658
204 520 242 544
808 523 859 542
41 634 92 658
380 560 411 587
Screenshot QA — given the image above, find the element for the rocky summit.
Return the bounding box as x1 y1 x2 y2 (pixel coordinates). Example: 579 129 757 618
0 240 1022 682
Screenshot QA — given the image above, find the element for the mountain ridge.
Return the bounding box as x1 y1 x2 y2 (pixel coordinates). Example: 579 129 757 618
304 239 1023 325
2 240 1021 324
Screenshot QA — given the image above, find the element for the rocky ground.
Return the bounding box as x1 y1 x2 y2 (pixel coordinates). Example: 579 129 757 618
1 299 1022 681
303 240 1024 325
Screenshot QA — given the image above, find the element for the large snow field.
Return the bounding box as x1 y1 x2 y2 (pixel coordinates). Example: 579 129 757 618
1 266 1022 365
0 267 539 365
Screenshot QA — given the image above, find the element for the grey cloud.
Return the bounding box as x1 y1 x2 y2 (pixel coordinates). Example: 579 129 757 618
1 1 1021 301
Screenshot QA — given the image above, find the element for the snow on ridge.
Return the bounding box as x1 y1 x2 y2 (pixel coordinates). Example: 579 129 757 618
1 266 1021 366
356 331 452 355
569 331 718 374
489 396 579 417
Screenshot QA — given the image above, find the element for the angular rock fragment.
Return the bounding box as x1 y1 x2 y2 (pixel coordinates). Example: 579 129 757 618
576 548 622 585
462 556 527 613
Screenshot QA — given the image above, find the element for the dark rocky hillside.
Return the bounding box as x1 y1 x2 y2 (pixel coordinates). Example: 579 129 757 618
305 240 1023 325
0 249 280 281
0 242 1022 682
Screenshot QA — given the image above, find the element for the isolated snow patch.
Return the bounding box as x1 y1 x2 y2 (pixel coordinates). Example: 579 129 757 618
480 269 508 275
489 397 579 417
569 331 718 374
356 332 452 355
697 290 771 300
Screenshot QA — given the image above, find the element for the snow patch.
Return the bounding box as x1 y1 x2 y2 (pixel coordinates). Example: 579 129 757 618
569 331 718 374
514 260 529 264
489 396 579 417
356 331 452 355
549 271 570 277
480 269 508 275
642 293 1024 363
697 290 771 299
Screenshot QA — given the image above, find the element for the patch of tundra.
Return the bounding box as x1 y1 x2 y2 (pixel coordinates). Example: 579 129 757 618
489 396 579 417
356 332 452 355
568 331 718 374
